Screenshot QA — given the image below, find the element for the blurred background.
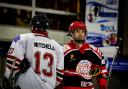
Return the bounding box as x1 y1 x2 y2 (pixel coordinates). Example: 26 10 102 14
0 0 128 89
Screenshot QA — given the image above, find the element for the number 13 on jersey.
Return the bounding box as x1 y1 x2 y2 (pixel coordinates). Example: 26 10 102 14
34 51 54 77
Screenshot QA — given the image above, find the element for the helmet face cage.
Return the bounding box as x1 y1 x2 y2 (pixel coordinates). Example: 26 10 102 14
30 15 49 32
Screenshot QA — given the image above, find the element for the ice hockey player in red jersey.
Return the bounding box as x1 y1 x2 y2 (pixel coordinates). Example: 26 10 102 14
3 14 64 89
61 21 108 89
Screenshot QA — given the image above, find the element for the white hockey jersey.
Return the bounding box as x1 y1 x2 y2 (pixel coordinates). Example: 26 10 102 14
5 33 64 89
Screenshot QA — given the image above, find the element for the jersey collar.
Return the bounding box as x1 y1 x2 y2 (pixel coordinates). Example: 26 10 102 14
32 30 48 37
68 40 90 54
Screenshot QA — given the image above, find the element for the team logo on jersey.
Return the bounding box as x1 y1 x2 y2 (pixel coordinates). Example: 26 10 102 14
13 35 20 42
76 60 92 79
70 54 76 62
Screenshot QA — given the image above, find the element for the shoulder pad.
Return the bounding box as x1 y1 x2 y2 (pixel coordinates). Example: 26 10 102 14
89 44 103 59
62 45 71 52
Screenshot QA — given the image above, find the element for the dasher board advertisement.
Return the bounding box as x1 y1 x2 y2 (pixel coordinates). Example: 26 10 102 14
85 0 118 47
85 0 119 72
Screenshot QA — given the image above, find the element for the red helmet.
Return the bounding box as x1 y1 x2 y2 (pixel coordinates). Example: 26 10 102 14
69 21 86 32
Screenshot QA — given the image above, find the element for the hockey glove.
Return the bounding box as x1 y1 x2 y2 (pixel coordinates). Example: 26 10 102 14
19 58 30 73
89 64 101 77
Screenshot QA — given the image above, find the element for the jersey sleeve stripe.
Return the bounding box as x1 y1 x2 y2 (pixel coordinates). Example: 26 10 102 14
92 50 102 59
57 69 64 73
6 59 20 67
57 72 63 78
6 64 19 71
7 55 22 63
6 62 19 69
56 69 64 83
57 69 64 79
6 55 21 71
64 69 79 76
56 76 63 83
101 70 108 74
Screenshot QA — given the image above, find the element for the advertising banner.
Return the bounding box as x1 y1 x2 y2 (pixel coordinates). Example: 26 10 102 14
85 0 119 72
85 0 118 47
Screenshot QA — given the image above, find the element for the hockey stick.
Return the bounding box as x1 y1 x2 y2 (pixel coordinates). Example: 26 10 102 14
106 46 119 88
0 56 17 89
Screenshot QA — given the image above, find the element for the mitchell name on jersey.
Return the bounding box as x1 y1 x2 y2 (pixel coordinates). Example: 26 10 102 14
34 42 55 50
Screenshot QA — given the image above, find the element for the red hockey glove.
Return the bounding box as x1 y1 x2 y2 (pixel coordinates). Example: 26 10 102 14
89 64 101 77
98 78 107 89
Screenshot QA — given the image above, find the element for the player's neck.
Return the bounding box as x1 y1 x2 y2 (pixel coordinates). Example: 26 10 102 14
74 41 83 48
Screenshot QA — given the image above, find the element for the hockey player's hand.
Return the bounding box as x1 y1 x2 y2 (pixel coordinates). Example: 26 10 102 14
89 64 101 77
20 58 30 73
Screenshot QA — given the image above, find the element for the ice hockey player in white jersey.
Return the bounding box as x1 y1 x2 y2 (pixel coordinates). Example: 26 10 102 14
3 14 64 89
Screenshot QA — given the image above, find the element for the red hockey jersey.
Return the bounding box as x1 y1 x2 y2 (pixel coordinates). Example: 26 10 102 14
63 40 108 89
